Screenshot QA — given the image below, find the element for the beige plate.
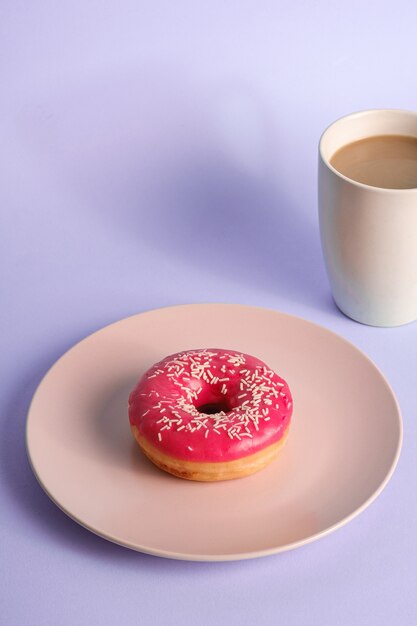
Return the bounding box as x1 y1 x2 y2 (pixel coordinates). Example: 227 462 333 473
26 304 402 561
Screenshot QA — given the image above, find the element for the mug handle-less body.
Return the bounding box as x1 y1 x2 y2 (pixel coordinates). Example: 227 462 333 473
318 109 417 327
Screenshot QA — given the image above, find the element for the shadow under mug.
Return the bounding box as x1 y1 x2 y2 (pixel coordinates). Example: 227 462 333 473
319 109 417 327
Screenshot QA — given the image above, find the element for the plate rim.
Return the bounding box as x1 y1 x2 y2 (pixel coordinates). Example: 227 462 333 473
26 303 403 561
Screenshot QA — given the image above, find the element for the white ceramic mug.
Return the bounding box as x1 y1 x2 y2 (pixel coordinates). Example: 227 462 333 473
319 109 417 327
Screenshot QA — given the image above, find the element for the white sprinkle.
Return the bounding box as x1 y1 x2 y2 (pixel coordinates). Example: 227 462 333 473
205 429 209 438
158 433 162 441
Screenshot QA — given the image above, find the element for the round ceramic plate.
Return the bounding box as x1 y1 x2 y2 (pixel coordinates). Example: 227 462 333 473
26 304 402 561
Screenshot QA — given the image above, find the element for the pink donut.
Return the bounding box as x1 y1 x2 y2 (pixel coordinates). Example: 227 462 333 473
128 348 293 481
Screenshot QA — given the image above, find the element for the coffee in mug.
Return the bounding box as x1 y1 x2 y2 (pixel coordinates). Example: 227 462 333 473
330 134 417 189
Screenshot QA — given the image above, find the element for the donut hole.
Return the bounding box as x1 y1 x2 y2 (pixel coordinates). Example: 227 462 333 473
196 400 231 415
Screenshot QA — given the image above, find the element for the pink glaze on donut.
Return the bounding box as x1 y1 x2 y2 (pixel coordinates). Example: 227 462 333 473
128 349 293 463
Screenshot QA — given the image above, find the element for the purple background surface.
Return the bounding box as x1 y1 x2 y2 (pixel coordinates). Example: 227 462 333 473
1 2 417 624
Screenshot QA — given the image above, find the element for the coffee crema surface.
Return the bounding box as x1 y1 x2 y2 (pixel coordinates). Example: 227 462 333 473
330 134 417 189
